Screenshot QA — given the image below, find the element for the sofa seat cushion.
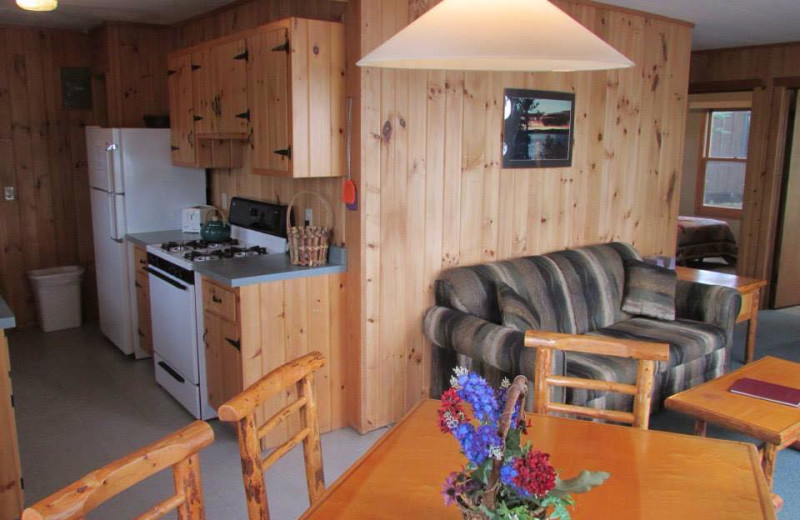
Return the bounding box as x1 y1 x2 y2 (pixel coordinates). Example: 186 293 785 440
563 317 727 409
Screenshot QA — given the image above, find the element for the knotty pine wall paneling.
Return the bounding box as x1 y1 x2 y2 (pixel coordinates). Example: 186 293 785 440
91 23 172 128
347 0 693 432
690 42 800 299
0 26 97 327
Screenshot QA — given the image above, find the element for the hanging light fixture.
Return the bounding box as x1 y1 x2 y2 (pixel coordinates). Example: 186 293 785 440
16 0 58 12
357 0 633 71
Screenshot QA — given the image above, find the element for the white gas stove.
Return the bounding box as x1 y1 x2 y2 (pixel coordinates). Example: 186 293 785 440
145 197 289 419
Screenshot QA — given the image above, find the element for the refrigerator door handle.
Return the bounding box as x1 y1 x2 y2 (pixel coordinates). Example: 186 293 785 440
108 193 122 242
105 143 119 193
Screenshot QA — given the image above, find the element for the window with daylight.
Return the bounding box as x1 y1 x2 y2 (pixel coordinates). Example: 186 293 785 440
696 109 751 217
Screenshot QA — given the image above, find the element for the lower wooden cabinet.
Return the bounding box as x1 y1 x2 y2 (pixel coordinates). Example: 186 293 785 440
133 245 153 356
204 310 243 411
200 273 347 446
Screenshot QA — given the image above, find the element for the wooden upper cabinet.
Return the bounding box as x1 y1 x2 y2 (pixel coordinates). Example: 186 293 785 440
168 54 197 166
192 48 215 135
211 39 250 138
248 28 290 175
166 18 344 177
249 18 345 178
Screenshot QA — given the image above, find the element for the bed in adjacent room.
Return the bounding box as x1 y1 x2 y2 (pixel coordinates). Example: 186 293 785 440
676 216 738 266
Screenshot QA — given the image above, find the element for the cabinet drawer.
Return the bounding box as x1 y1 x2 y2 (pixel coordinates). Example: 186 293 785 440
133 245 148 276
203 281 238 322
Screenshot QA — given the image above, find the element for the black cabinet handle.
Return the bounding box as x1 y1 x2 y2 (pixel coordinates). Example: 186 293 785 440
212 295 222 303
134 281 142 288
170 145 179 151
233 49 249 61
193 115 203 122
225 337 241 351
235 110 250 121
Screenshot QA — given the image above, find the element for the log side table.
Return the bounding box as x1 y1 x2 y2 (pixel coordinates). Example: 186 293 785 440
676 266 767 364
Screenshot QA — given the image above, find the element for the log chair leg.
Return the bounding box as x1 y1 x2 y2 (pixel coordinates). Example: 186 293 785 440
761 443 777 489
744 288 761 364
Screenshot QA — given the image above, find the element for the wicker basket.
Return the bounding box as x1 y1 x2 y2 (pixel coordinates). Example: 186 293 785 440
287 191 333 267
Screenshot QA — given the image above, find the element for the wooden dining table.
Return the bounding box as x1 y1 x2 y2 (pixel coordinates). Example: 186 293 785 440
300 399 776 519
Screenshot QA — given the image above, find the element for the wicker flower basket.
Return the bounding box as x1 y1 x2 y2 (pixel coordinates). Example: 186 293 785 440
287 191 333 267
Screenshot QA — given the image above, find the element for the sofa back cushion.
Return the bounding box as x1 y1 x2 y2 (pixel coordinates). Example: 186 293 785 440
544 243 641 334
434 242 641 334
435 256 575 332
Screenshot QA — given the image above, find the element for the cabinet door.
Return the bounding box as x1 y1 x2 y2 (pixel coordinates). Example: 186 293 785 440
167 54 197 166
204 312 242 410
213 38 250 137
248 28 291 174
135 271 153 355
192 49 216 135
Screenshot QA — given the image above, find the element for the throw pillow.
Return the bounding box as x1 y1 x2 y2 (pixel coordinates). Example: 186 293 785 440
496 282 541 331
621 259 677 320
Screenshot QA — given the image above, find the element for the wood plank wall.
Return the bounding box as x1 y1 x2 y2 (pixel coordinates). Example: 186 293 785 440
690 42 800 297
0 26 97 327
170 0 348 244
91 23 172 128
347 0 693 432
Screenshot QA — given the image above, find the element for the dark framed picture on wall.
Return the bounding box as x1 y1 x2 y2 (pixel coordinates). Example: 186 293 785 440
502 88 575 168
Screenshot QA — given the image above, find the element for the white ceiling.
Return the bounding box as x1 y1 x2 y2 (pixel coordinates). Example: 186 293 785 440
0 0 799 50
600 0 800 50
0 0 236 31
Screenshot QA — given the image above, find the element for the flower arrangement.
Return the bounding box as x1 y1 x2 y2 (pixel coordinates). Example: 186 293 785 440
439 368 610 520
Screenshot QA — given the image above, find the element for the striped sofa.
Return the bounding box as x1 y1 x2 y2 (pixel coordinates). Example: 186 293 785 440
423 242 742 414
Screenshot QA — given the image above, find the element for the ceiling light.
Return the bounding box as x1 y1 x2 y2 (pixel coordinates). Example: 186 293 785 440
16 0 58 12
357 0 634 71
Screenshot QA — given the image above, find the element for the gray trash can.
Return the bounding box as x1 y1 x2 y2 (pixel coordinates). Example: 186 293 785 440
27 266 85 332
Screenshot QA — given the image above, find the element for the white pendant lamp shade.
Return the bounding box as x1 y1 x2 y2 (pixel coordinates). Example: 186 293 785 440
16 0 58 11
357 0 634 72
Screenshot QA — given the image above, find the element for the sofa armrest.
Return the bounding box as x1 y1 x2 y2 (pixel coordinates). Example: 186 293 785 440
423 306 565 395
674 280 741 331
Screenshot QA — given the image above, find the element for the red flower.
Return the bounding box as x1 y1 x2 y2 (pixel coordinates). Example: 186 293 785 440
513 450 557 497
438 387 467 433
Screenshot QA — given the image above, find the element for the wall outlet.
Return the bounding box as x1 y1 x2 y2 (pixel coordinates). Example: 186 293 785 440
221 193 227 210
305 208 313 225
4 187 14 201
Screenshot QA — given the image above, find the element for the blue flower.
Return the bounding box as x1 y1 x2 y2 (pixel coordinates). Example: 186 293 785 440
455 372 500 423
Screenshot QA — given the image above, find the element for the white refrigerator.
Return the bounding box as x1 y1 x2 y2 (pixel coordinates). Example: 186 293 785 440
87 127 205 357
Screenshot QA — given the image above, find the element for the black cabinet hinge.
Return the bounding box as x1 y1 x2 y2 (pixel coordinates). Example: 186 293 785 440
10 394 15 408
235 110 250 121
20 477 24 490
191 64 201 71
225 338 241 351
273 146 291 159
233 49 249 61
271 40 290 53
167 69 176 77
193 115 203 122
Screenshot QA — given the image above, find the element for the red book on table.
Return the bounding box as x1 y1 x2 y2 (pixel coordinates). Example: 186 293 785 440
729 377 800 407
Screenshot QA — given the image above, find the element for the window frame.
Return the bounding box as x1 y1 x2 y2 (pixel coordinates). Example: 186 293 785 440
694 108 750 219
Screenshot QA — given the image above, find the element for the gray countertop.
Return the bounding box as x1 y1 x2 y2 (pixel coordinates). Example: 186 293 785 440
0 295 16 330
126 230 204 247
196 247 346 287
125 230 346 288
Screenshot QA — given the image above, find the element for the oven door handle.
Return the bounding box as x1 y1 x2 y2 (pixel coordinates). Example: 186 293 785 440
144 267 188 291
